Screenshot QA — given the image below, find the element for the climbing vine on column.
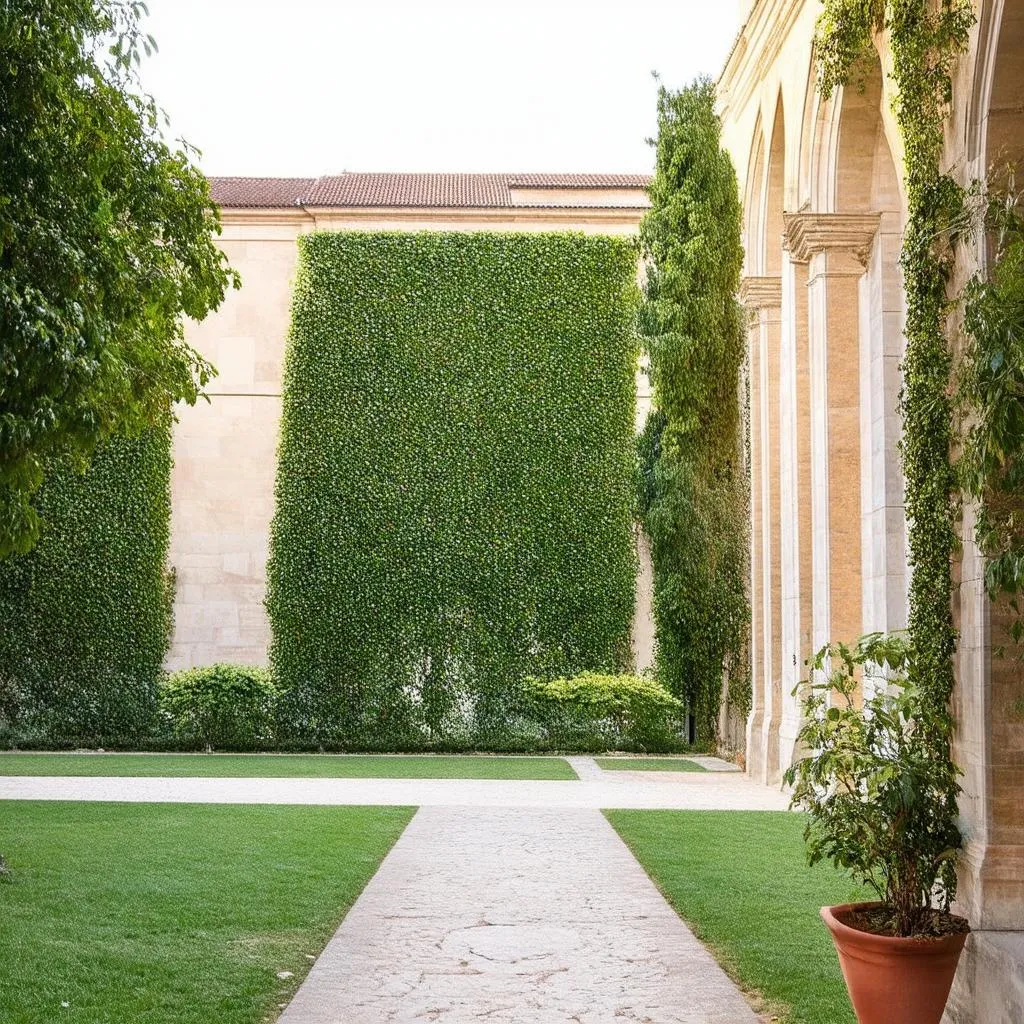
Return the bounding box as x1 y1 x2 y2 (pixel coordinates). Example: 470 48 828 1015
638 78 749 741
815 0 973 742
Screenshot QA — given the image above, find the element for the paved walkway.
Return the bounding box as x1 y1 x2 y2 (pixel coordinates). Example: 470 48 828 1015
278 806 761 1024
0 762 788 810
2 759 784 1021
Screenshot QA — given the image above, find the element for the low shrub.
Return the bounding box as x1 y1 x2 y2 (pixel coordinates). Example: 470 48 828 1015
160 665 278 751
525 672 689 752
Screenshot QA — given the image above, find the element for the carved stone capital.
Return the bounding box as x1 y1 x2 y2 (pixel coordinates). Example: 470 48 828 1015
783 213 881 266
740 275 782 311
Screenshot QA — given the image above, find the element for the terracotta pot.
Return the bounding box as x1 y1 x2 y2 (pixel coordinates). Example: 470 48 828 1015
821 902 968 1024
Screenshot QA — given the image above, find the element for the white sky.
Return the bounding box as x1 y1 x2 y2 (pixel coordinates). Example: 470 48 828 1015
140 0 740 177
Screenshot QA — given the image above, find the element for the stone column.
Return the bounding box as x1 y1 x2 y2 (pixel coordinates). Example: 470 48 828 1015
777 250 811 773
785 214 879 683
858 216 909 685
741 275 782 782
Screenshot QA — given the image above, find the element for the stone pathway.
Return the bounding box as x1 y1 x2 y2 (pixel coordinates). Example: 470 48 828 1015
277 806 761 1024
0 766 788 811
1 760 784 1021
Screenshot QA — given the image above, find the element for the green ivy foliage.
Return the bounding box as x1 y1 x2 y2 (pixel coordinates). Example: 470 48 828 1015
0 427 173 746
960 187 1024 646
638 79 750 742
813 0 974 909
266 231 640 749
815 0 973 744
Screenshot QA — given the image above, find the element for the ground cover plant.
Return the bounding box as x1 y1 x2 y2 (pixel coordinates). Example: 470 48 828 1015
595 756 704 772
267 231 639 749
607 810 868 1024
0 753 578 780
0 802 412 1024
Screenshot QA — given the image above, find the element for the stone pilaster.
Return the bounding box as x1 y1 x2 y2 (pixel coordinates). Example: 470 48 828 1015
778 251 811 773
784 214 879 684
741 275 782 783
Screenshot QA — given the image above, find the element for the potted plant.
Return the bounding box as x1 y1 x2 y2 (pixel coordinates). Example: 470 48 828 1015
783 633 969 1024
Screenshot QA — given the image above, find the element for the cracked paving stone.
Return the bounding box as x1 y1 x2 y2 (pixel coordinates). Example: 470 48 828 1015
276 806 760 1024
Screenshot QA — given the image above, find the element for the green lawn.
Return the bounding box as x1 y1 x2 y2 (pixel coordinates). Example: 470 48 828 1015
0 802 413 1024
595 756 706 772
0 753 578 780
606 810 867 1024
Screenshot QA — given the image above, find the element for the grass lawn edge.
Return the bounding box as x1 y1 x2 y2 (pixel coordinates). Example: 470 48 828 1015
605 808 790 1023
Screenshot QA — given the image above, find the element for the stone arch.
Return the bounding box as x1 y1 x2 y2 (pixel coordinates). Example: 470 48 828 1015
743 117 766 275
840 53 907 653
952 0 1024 953
763 96 787 274
972 0 1024 176
786 46 907 696
807 52 905 216
797 54 819 211
740 93 789 784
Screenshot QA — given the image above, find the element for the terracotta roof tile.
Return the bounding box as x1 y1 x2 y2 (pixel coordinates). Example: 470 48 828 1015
508 173 651 188
304 173 512 208
208 172 651 210
207 176 314 208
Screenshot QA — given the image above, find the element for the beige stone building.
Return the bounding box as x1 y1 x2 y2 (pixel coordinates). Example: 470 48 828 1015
719 1 1023 1018
168 172 654 672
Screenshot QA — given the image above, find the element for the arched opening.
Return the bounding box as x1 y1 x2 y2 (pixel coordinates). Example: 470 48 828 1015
951 0 1024 944
835 55 907 657
794 48 905 705
744 121 766 274
764 100 786 274
986 0 1024 174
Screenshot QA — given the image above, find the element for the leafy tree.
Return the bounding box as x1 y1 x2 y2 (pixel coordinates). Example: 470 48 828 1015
638 78 749 740
0 0 238 556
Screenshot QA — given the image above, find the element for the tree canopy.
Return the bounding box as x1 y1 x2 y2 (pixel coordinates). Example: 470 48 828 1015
637 78 749 739
0 0 237 556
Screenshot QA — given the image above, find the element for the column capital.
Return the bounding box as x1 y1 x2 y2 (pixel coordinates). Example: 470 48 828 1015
783 213 881 266
740 275 782 311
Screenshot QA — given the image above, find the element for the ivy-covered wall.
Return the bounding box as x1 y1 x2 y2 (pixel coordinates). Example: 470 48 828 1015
266 231 640 749
0 428 174 746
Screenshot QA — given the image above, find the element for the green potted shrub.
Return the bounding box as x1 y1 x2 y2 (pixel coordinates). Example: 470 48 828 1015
784 633 969 1024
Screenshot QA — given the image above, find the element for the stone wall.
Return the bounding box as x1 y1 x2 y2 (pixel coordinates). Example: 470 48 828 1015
717 2 1024 1019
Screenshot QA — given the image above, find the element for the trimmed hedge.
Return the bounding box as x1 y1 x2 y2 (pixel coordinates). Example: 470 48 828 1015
160 664 277 751
267 231 640 748
525 672 689 752
0 429 173 747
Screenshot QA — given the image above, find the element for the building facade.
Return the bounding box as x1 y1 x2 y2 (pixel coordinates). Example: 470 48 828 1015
167 172 653 672
718 1 1023 1018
